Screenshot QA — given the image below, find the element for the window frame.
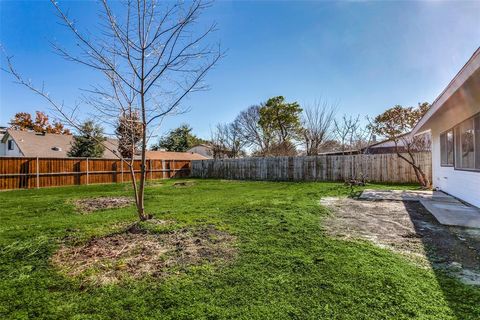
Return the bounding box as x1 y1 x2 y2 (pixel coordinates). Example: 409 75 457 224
7 140 14 151
453 112 480 172
440 128 454 167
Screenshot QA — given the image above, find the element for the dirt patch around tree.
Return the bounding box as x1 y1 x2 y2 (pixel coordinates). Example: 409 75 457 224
51 223 236 285
74 197 134 213
321 197 480 285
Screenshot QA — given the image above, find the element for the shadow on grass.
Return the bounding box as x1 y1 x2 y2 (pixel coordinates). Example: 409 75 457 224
403 201 480 318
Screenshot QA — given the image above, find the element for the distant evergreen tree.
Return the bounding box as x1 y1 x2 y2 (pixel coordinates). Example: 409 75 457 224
68 121 106 158
153 124 205 152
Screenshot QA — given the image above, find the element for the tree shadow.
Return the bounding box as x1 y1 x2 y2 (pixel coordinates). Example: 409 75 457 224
172 162 190 178
403 201 480 318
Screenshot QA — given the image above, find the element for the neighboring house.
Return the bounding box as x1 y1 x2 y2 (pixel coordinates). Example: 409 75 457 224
0 129 121 158
363 132 431 154
187 144 214 159
145 150 208 161
187 143 240 159
413 47 480 207
363 138 407 154
320 136 409 155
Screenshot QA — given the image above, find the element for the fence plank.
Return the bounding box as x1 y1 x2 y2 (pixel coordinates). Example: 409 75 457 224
191 152 432 184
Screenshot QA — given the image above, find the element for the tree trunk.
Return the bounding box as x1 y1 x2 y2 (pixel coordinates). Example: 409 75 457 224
397 151 430 189
128 162 144 220
137 119 148 220
137 146 148 220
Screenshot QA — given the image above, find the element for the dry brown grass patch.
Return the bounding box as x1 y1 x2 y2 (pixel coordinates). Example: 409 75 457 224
74 197 134 213
52 225 236 285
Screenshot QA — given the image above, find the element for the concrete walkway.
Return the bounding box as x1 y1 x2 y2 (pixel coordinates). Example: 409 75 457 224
359 189 480 229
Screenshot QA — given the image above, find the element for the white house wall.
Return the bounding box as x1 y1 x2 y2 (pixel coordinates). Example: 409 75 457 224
431 129 479 207
429 90 480 207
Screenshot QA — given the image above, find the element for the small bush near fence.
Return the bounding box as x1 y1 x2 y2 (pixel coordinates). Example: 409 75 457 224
191 152 431 184
0 157 191 190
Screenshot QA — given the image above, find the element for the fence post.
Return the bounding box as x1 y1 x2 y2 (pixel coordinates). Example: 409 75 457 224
149 159 153 180
162 160 166 179
86 158 89 185
36 156 39 189
121 160 124 183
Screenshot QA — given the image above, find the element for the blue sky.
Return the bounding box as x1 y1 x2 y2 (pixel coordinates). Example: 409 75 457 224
1 1 479 141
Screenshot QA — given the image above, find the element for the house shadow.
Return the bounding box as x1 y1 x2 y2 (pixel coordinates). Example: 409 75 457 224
171 162 190 178
19 161 30 188
74 161 81 185
402 201 480 317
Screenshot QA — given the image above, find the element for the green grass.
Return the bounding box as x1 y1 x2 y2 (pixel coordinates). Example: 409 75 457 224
0 179 479 319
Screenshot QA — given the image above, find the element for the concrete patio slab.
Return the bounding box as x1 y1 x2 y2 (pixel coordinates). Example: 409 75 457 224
359 189 480 229
359 189 458 202
420 200 480 229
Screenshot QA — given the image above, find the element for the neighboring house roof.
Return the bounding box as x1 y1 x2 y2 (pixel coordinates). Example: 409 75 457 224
1 129 121 158
145 150 208 160
188 144 213 150
413 47 480 134
366 132 410 149
318 134 413 156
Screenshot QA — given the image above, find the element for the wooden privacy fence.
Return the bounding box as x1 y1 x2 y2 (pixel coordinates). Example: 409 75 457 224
0 157 191 190
191 152 432 184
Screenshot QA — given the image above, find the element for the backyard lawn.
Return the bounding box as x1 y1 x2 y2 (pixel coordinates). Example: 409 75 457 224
1 179 479 319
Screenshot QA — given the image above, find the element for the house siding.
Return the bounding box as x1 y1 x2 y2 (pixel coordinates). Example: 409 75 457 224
429 96 480 208
2 138 23 157
187 145 213 158
432 131 480 207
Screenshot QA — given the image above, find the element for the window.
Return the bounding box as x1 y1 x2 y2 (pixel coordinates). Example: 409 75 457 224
454 113 480 171
7 140 14 151
476 115 480 169
440 129 454 166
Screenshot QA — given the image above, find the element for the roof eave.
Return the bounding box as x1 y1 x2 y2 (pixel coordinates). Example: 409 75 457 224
412 47 480 135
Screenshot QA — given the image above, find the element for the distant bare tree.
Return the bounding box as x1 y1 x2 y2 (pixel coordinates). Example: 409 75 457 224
301 100 336 155
234 105 271 155
333 115 361 154
4 0 222 221
333 114 375 181
210 122 244 159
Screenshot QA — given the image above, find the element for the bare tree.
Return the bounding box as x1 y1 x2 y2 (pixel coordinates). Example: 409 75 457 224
301 100 336 155
333 114 375 181
333 115 361 155
234 105 271 155
3 0 222 220
210 122 244 159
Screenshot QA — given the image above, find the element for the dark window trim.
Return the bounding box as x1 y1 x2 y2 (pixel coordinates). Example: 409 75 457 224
452 112 480 172
7 140 14 151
